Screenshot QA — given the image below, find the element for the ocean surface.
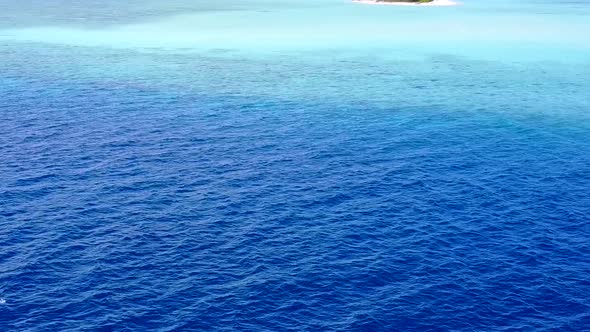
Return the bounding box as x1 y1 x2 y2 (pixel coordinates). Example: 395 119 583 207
1 0 589 331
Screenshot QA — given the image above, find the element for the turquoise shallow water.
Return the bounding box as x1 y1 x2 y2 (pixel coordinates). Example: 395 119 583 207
1 0 590 105
2 0 590 58
1 0 590 331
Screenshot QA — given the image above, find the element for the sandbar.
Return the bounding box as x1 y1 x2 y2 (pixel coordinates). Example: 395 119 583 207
353 0 458 6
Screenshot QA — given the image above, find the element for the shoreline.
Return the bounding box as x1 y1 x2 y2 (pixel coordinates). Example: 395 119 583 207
352 0 459 6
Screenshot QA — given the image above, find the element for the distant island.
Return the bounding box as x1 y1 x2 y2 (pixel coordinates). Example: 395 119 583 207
380 0 434 3
353 0 458 6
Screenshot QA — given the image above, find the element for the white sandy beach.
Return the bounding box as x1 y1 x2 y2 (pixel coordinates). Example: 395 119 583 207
353 0 458 6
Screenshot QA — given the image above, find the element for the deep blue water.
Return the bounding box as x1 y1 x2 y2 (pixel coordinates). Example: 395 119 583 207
1 0 590 331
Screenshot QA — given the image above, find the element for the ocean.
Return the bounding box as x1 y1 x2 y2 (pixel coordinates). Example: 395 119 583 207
1 0 589 330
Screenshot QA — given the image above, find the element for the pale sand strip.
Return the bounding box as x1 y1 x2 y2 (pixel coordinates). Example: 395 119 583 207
352 0 458 6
